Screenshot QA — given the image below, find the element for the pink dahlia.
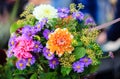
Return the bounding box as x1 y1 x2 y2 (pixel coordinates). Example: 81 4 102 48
13 36 34 59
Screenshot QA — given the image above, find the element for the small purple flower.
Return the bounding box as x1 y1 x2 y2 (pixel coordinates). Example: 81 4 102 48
7 48 14 58
72 11 84 20
58 8 70 13
26 57 36 65
34 22 43 32
57 8 70 18
85 17 96 26
16 59 27 70
34 18 47 32
33 41 43 53
43 47 54 60
8 34 17 47
79 57 92 67
72 61 84 73
49 58 59 69
58 13 68 18
41 18 48 26
43 29 50 40
22 26 36 38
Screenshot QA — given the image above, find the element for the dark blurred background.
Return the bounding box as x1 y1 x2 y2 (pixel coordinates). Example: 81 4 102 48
0 0 120 79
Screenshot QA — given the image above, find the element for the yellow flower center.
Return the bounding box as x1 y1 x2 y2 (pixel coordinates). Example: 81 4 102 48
44 9 50 15
28 58 31 62
48 53 51 57
35 45 38 48
77 13 80 17
84 59 88 62
19 63 23 67
52 60 56 64
37 25 40 28
11 41 14 45
77 66 80 69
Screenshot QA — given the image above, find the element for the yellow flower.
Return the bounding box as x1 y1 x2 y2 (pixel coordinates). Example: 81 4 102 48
46 28 74 57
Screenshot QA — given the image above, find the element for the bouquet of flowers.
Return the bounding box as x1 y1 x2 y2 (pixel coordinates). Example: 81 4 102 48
7 3 107 79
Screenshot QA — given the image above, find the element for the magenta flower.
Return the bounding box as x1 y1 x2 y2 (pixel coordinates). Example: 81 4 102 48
72 11 84 20
72 61 84 73
13 36 34 59
33 41 43 53
49 58 59 69
16 59 27 70
79 57 92 67
14 50 32 59
43 29 50 40
43 47 54 60
57 8 70 18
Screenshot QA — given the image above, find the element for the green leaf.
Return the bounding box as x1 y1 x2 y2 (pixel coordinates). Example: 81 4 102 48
10 22 22 34
30 73 37 79
61 67 72 76
71 73 80 79
13 76 26 79
73 47 86 59
39 72 57 79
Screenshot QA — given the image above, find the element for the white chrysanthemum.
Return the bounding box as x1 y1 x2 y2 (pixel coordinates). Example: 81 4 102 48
33 4 57 21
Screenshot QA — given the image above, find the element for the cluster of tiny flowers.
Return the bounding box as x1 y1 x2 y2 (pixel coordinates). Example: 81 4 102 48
72 57 92 73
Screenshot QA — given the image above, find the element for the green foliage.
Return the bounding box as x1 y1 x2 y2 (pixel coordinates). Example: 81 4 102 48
30 73 37 79
39 72 57 79
74 47 86 60
18 4 36 26
34 35 41 41
77 41 83 47
10 22 22 34
71 73 80 79
59 53 75 67
61 67 72 76
89 65 99 74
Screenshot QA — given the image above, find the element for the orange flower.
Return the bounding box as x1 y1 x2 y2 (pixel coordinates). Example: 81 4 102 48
46 28 74 57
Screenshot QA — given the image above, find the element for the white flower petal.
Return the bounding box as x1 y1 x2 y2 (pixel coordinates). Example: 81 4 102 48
33 4 58 21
